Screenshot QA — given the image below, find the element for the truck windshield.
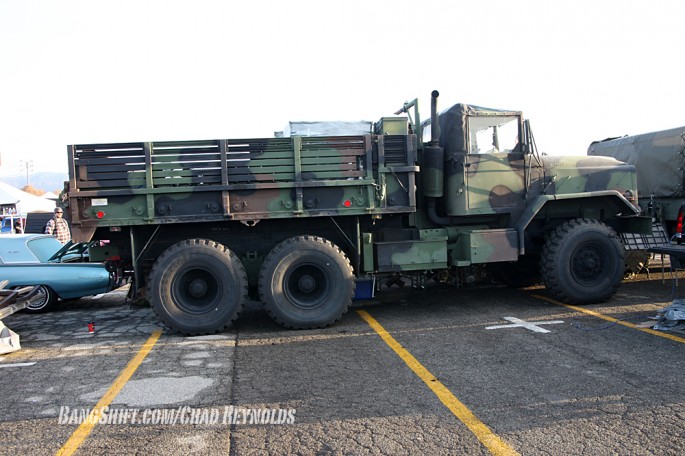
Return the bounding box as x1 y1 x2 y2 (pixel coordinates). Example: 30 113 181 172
468 115 519 154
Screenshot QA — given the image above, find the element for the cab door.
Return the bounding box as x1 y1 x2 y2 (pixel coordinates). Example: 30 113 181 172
463 115 529 214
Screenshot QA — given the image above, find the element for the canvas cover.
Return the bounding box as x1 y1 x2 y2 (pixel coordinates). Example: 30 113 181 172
422 104 522 153
282 120 373 137
588 127 685 198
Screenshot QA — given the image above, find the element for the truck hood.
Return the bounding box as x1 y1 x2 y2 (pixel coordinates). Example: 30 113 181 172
540 155 638 205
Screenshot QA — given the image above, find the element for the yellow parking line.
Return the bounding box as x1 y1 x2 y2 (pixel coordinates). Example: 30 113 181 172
356 310 519 456
533 295 685 344
56 329 163 456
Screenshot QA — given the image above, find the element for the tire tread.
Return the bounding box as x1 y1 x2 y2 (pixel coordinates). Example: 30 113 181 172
258 235 354 329
148 238 248 336
541 218 623 305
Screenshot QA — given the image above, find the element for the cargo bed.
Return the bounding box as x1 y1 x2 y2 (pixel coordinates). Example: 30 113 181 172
67 134 418 241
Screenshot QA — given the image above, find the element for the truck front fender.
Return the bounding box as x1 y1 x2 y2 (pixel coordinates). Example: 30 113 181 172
514 191 648 255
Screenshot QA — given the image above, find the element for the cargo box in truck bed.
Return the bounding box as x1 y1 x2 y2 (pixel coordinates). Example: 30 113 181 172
67 134 418 241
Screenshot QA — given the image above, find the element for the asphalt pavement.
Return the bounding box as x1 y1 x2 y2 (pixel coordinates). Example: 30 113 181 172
0 273 683 455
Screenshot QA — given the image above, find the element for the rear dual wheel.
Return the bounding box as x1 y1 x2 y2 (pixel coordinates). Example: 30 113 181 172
148 239 248 335
259 236 355 329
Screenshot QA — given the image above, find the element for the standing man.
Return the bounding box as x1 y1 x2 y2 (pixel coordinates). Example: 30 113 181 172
45 207 71 244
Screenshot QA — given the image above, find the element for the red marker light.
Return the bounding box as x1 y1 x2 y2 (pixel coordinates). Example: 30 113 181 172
96 211 105 218
343 200 352 208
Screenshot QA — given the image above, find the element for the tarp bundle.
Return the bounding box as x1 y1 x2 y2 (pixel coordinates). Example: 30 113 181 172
653 299 685 332
281 121 373 137
588 127 685 198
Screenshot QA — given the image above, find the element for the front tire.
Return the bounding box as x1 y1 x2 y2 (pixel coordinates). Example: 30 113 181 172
148 239 248 335
541 219 624 304
259 236 355 329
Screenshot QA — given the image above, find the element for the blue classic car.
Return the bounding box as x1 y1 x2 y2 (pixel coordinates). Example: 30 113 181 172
0 234 116 312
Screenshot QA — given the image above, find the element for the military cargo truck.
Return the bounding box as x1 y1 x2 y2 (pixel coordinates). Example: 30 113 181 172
65 91 649 335
588 126 685 237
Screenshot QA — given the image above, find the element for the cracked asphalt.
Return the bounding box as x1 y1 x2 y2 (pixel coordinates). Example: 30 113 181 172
0 271 683 455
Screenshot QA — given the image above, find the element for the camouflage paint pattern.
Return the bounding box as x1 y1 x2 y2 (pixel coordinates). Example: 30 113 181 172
430 103 641 225
444 152 531 215
63 93 656 334
541 155 637 199
67 132 418 242
66 100 646 276
453 228 519 265
375 229 448 272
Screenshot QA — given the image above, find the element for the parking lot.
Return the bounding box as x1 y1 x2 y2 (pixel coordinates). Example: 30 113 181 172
0 271 683 456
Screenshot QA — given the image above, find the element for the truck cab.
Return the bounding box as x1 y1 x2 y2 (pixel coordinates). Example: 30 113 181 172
421 103 537 219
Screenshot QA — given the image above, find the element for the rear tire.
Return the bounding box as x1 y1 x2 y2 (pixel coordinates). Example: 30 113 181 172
148 239 248 335
541 219 624 304
259 236 355 329
23 285 58 313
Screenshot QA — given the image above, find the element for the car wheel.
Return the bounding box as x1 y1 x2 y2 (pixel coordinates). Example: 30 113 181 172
24 285 59 313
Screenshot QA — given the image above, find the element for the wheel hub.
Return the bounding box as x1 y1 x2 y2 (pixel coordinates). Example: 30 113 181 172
574 247 602 280
188 278 208 297
28 287 48 309
297 275 316 293
284 263 329 310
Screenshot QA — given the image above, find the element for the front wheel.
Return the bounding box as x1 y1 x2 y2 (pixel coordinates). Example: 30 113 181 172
148 239 248 335
541 219 624 304
258 236 355 329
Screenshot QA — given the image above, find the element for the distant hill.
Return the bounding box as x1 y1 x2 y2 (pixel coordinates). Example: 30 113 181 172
0 172 68 194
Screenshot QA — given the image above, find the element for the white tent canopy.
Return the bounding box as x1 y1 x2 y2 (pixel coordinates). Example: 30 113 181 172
41 191 59 200
0 181 56 214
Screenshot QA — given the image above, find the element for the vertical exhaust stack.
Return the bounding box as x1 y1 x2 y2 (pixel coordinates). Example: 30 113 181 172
430 90 440 147
423 90 444 198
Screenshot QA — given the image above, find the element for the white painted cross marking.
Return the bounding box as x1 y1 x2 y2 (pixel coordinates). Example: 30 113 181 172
485 316 564 333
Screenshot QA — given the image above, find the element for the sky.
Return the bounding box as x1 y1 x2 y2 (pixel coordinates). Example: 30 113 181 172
1 0 684 177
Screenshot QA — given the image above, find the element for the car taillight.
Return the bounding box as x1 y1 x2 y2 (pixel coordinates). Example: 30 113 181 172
676 206 684 244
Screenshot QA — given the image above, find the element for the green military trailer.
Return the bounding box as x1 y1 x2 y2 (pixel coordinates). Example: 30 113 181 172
66 91 650 335
588 126 685 237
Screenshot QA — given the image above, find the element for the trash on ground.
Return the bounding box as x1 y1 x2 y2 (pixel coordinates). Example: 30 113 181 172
0 283 41 354
0 320 21 354
652 299 685 332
